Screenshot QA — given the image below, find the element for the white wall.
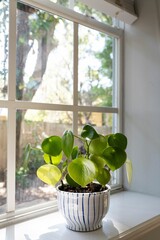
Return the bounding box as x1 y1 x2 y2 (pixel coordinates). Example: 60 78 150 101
123 0 160 196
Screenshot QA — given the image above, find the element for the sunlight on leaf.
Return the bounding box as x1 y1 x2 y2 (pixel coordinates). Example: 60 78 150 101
102 147 127 171
37 164 62 185
43 152 63 165
41 136 62 156
89 135 107 155
89 154 106 168
68 157 97 187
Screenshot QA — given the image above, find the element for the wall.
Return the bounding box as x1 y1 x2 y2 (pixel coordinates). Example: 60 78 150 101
123 0 160 196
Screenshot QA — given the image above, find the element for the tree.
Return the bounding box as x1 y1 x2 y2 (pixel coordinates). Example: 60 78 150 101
16 3 61 166
16 2 114 163
0 0 113 167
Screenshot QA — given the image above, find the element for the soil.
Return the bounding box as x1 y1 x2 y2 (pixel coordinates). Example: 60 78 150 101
59 182 108 193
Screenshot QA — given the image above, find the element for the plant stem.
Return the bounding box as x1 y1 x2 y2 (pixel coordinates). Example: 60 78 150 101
74 134 85 142
86 140 91 158
61 180 64 187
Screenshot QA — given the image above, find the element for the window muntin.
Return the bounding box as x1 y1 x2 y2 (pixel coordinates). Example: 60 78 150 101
0 0 123 219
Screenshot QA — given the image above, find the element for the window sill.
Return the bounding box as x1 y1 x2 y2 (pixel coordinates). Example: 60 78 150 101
0 191 160 240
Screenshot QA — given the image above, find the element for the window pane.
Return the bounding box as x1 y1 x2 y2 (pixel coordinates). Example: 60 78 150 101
16 2 73 104
110 170 120 186
15 109 72 209
77 112 117 135
0 1 9 100
0 108 7 214
74 1 113 25
78 25 116 107
0 0 121 219
52 0 113 26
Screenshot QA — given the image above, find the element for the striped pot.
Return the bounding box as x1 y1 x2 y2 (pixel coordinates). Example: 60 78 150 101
57 185 111 232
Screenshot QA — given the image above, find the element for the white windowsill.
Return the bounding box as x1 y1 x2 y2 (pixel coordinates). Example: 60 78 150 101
0 191 160 240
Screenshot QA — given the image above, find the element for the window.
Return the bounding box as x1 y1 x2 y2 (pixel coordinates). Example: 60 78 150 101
0 0 123 220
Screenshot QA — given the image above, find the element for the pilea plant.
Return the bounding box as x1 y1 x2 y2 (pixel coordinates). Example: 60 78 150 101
31 124 131 191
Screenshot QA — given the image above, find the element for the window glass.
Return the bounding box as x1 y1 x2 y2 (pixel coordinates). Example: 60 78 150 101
16 3 73 105
50 0 113 26
78 112 117 135
0 108 7 214
0 0 9 100
15 109 72 209
78 25 116 107
74 0 113 25
0 0 122 218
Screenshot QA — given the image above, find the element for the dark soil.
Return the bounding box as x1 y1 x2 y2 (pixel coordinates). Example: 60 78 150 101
59 182 108 193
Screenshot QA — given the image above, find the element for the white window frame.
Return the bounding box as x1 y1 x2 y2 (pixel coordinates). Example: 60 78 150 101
0 0 123 223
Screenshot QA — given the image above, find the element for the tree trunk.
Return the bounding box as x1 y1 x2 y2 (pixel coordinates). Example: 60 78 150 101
16 4 33 167
24 22 57 101
16 3 58 167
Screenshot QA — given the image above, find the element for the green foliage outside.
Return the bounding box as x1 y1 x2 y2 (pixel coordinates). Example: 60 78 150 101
0 1 116 176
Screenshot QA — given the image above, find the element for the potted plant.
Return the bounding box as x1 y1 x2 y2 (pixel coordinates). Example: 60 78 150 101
28 124 131 232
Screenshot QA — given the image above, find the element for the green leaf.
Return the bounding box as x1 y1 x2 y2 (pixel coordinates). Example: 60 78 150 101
37 164 62 186
62 130 74 158
96 168 111 186
89 154 106 168
41 136 62 156
108 133 127 150
89 135 107 155
125 158 133 184
102 147 127 171
43 152 63 165
68 157 97 187
71 146 79 159
66 174 80 187
81 124 99 140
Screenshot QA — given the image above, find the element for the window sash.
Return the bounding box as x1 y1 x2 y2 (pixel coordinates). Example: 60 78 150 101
20 0 123 38
0 0 124 216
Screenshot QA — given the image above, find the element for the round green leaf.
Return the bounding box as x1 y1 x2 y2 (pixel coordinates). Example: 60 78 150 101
89 154 106 168
66 174 80 187
43 152 63 165
96 168 111 186
71 146 79 159
37 164 62 186
81 124 99 140
68 157 97 187
102 147 127 171
108 133 127 150
62 130 74 158
41 136 62 156
89 135 107 155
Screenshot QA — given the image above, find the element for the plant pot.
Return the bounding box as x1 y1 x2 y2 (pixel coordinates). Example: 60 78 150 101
57 184 111 232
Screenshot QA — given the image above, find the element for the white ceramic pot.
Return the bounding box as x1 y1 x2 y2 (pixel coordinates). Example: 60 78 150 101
57 185 111 232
